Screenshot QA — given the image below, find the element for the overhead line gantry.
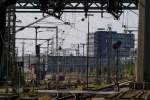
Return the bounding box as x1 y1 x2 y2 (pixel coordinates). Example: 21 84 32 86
15 0 138 19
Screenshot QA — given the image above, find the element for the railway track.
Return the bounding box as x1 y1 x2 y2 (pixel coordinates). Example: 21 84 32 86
38 80 131 100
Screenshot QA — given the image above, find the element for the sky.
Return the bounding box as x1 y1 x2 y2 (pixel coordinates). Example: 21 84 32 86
15 10 139 56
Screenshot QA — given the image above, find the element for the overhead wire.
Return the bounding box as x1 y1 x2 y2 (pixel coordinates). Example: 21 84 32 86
129 10 139 16
16 38 52 55
15 13 66 33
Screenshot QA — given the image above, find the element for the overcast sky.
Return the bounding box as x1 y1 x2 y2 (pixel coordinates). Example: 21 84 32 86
16 10 138 56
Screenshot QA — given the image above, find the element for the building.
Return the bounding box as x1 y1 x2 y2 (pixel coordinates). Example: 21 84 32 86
18 55 97 79
89 31 135 58
47 56 96 74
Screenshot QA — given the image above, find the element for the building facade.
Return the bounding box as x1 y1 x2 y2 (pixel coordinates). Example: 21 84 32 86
18 55 97 79
89 31 135 58
47 56 96 74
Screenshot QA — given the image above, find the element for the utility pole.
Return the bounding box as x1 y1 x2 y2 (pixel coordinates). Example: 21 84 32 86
35 26 41 80
56 26 59 75
86 14 93 88
22 41 25 74
56 27 59 56
43 39 51 74
87 15 89 88
55 26 60 92
55 26 60 98
47 39 50 57
45 39 50 74
107 25 112 83
51 38 54 56
56 26 59 56
35 26 40 52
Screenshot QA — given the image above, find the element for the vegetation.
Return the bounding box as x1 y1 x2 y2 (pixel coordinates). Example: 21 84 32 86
123 64 135 78
38 95 52 100
78 82 106 90
19 87 38 98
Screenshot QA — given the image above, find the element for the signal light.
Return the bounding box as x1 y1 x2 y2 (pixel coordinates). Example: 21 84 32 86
112 40 122 49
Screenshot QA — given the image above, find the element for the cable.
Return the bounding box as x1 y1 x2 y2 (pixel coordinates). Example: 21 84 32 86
16 14 65 33
38 39 49 46
129 10 139 16
16 15 51 33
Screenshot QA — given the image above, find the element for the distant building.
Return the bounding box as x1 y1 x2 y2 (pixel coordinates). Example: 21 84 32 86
89 31 135 58
18 55 97 75
47 56 96 73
